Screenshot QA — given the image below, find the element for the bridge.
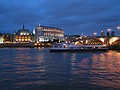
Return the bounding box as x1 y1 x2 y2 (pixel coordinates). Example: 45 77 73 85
75 36 120 46
97 36 120 46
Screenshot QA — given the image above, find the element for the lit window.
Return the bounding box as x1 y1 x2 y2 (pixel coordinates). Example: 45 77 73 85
20 33 23 35
25 39 27 41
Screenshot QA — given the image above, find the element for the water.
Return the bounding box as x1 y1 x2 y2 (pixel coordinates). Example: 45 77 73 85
0 48 120 90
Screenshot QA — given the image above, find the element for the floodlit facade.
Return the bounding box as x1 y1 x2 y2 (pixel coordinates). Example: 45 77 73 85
13 25 33 43
0 35 4 43
35 25 64 42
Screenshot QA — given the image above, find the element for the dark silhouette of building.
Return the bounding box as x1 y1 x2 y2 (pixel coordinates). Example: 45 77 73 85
111 31 115 37
106 31 110 37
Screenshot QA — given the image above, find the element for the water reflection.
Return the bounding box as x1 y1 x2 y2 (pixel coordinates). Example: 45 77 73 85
14 49 47 86
0 48 47 90
90 50 120 88
1 48 120 90
71 50 120 88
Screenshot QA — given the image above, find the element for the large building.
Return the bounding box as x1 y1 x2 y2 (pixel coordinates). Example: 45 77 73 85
35 24 64 42
13 25 33 43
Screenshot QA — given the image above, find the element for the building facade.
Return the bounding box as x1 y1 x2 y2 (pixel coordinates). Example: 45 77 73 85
0 33 4 43
13 25 33 43
35 25 64 42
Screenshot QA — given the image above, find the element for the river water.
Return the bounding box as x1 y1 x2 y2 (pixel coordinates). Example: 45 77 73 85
0 48 120 90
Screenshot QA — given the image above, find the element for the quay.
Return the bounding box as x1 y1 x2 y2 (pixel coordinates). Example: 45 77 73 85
0 42 52 48
1 42 120 51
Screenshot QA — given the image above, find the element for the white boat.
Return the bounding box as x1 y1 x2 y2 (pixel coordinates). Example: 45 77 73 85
49 43 109 52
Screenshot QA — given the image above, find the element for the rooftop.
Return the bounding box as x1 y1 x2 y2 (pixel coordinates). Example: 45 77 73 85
37 25 63 31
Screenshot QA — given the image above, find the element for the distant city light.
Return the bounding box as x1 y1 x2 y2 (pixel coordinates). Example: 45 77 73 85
39 23 41 27
93 32 97 36
33 29 35 34
109 37 119 45
117 26 120 30
99 38 105 43
82 33 84 36
107 29 111 32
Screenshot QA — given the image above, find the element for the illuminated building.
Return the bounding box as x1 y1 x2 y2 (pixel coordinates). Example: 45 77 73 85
13 25 33 43
35 24 64 42
0 34 4 43
65 35 81 43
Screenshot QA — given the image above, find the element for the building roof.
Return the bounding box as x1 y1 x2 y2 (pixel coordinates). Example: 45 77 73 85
15 25 32 35
16 29 30 35
37 25 63 31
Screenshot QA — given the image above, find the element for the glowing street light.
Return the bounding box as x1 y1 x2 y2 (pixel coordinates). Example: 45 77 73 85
93 32 97 36
101 31 104 33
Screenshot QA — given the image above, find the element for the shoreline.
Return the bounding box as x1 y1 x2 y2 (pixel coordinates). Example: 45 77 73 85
0 43 120 50
0 42 52 48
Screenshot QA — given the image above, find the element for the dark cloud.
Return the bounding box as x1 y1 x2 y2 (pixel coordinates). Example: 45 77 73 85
0 0 120 35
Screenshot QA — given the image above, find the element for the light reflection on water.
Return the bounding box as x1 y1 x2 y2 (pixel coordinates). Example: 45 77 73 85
90 50 120 88
71 50 120 89
0 48 120 90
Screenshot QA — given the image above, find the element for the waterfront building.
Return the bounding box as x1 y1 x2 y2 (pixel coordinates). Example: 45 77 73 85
35 24 64 42
0 33 12 43
13 25 33 43
0 33 4 43
65 35 81 43
4 33 12 43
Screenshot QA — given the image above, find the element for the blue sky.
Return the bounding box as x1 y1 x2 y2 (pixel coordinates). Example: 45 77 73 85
0 0 120 35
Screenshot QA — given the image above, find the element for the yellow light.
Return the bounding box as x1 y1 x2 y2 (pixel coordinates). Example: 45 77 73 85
25 39 27 41
109 37 119 45
34 43 37 45
99 38 104 43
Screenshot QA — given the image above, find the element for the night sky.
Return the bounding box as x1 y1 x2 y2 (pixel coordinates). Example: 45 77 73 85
0 0 120 35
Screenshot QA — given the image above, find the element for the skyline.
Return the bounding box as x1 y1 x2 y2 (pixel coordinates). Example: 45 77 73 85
0 0 120 35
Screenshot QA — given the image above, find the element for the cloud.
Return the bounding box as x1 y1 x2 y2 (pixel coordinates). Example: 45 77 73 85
0 0 120 35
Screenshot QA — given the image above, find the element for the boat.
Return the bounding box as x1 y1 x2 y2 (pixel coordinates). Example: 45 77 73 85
49 43 109 52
